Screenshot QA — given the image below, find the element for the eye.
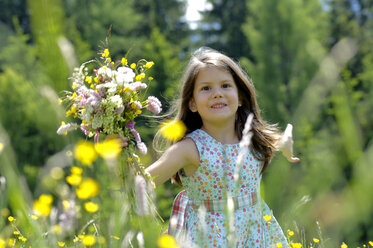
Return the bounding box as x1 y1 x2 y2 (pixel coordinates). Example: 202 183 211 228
201 86 210 91
222 83 231 88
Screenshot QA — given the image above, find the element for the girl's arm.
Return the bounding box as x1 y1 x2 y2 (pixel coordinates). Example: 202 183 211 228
279 124 300 163
146 138 199 186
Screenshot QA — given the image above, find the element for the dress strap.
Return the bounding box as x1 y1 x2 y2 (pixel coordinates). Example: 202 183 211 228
189 191 258 212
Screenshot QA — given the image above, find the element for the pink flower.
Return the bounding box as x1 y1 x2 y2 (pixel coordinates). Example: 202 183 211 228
146 96 162 114
137 142 147 154
129 81 147 91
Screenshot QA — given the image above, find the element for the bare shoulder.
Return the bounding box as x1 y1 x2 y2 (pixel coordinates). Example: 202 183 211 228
168 138 200 167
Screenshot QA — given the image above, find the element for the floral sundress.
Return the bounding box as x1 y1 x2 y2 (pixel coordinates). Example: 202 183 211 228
168 129 289 248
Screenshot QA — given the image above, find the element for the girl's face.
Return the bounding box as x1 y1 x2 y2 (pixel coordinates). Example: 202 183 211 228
189 66 241 128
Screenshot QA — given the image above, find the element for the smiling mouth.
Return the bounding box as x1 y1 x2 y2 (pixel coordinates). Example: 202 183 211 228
210 103 227 109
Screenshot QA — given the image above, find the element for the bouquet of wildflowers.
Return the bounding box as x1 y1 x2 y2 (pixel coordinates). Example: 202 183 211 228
57 47 162 179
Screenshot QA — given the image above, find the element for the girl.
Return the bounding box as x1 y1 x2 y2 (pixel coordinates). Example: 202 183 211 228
146 47 299 247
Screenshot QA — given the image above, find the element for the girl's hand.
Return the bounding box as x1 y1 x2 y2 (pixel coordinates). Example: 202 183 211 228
279 124 300 163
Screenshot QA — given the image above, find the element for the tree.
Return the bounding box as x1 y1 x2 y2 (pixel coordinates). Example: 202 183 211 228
241 0 327 123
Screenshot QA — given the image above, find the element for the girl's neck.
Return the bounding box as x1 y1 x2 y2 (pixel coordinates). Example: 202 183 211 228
201 123 239 144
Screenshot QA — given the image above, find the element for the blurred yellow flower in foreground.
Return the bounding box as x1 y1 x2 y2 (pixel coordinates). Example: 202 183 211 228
263 215 272 222
369 241 373 246
0 142 4 153
160 120 186 142
74 141 98 165
82 235 96 247
84 201 99 213
276 242 283 247
288 230 294 236
341 243 348 248
95 138 122 159
8 216 14 222
66 173 82 186
58 241 65 247
33 194 53 217
313 238 319 243
290 242 302 248
0 238 5 248
157 234 180 248
76 178 100 199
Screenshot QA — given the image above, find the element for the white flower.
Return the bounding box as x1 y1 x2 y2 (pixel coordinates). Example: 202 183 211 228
115 66 135 84
109 95 123 108
57 123 79 135
97 66 112 78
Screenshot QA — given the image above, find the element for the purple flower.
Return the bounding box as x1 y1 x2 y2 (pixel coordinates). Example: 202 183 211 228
126 121 135 129
130 128 141 142
146 96 162 114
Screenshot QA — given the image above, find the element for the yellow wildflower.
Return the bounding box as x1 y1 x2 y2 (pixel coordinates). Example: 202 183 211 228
263 215 272 222
21 237 27 242
85 76 92 84
107 57 111 63
160 120 187 142
58 241 65 247
8 216 14 222
73 237 79 242
290 243 302 248
94 77 99 83
341 243 348 248
71 166 83 175
76 178 100 199
136 110 142 115
144 61 154 69
95 138 122 159
148 76 154 81
369 241 373 247
135 73 145 81
102 49 109 58
157 234 179 248
13 231 20 235
288 230 294 236
313 238 319 243
84 201 99 213
121 57 128 65
33 194 53 217
66 173 82 186
82 235 96 247
0 238 5 248
58 98 63 104
130 63 136 69
277 243 283 248
111 236 120 240
7 238 15 246
74 141 98 165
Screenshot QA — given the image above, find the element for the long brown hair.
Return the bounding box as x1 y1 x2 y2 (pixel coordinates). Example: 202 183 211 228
155 47 281 185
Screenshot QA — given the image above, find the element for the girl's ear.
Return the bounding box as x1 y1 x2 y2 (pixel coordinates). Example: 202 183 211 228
189 98 198 112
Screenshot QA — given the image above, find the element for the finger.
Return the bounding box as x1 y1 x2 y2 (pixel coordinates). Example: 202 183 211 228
288 156 300 163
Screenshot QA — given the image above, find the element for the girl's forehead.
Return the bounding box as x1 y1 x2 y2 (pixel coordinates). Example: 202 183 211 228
195 66 233 82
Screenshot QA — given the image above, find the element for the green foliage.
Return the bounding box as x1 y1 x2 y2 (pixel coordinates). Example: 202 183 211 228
242 0 327 123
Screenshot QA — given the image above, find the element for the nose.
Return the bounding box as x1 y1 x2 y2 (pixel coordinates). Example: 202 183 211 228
212 87 223 98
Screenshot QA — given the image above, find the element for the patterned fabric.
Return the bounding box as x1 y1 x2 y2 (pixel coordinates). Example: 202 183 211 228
168 190 189 238
169 129 289 248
